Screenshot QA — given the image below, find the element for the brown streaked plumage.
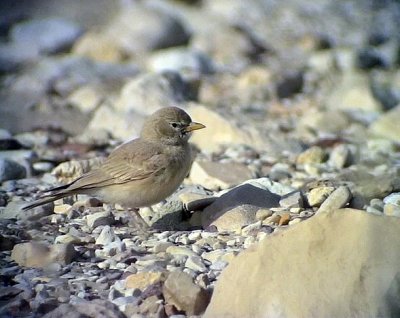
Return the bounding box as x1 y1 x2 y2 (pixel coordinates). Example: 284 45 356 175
22 107 205 210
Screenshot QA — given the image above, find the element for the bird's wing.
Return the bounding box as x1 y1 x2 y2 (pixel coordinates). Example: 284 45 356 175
64 140 167 191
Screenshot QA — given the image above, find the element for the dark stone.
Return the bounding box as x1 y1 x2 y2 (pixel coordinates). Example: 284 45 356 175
356 47 387 69
276 72 304 99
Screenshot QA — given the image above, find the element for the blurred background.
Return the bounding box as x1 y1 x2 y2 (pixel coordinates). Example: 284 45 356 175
1 0 400 144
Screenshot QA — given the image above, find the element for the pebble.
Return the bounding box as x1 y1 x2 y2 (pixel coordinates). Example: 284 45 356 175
0 158 27 182
317 186 352 214
86 211 114 229
279 191 304 208
307 187 335 207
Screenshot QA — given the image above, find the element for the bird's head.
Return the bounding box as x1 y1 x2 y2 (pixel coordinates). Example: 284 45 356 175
141 107 205 145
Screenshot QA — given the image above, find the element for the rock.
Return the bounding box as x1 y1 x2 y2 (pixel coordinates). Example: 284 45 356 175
383 193 400 206
326 71 382 113
338 168 400 205
187 103 263 152
307 186 335 207
86 211 114 229
105 4 189 56
278 212 291 226
370 105 400 141
384 204 400 217
296 146 327 165
139 295 164 316
11 17 82 54
72 32 125 62
255 208 273 221
279 191 303 209
328 144 353 169
67 85 105 113
52 157 105 183
317 186 352 213
205 209 400 317
298 110 351 134
189 160 253 191
276 72 304 99
125 272 167 290
242 177 295 196
147 47 214 75
1 201 53 220
115 72 192 116
140 196 184 230
241 221 262 236
179 192 216 212
166 246 198 258
202 184 281 231
96 225 120 245
356 47 387 70
163 271 210 316
191 22 262 69
87 103 146 141
0 158 26 182
43 299 125 318
54 234 82 245
185 255 207 273
0 42 40 72
11 242 76 267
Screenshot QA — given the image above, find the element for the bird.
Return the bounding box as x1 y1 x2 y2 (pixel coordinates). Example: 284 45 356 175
22 107 205 215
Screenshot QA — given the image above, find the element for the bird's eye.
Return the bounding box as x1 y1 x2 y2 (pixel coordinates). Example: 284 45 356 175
170 123 178 128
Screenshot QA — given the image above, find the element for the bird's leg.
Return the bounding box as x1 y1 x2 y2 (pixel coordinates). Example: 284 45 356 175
127 207 150 230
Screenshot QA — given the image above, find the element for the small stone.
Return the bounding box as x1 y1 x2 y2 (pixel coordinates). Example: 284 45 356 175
296 146 327 165
255 209 273 221
166 246 198 258
96 225 120 246
279 191 303 208
307 187 335 207
329 144 352 169
263 214 281 225
278 213 291 226
317 186 352 214
86 211 114 229
125 272 167 291
241 221 262 236
54 204 72 215
383 193 400 206
54 234 81 244
384 204 400 217
163 271 210 316
185 255 207 273
152 242 174 253
289 218 302 225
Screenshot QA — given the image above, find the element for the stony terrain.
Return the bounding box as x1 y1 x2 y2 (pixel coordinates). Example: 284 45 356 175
1 0 400 317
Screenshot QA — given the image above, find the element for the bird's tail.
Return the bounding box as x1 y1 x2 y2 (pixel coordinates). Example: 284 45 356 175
21 191 70 211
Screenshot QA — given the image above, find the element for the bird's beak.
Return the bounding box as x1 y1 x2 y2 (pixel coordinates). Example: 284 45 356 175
184 122 206 132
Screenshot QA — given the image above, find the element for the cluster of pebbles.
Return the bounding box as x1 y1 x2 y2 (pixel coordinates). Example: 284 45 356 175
2 0 400 317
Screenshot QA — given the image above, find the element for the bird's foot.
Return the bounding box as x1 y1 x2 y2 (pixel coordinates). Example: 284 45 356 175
127 208 151 234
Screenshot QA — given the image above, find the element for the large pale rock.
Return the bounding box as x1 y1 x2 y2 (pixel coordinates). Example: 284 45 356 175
189 160 254 191
188 103 263 152
205 209 400 318
370 105 400 141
